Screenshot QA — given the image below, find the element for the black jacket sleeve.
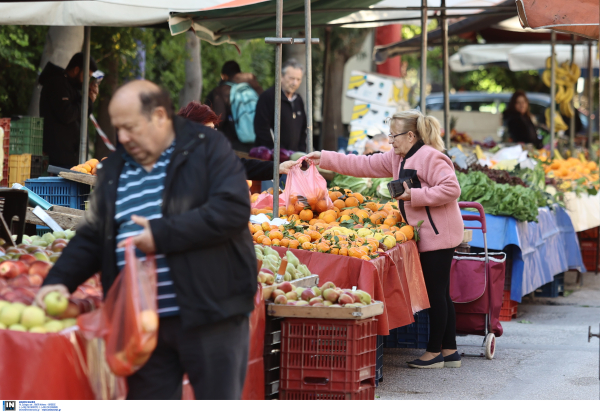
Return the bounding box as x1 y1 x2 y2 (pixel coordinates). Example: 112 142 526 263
242 159 276 181
149 134 252 254
253 91 274 149
42 168 107 293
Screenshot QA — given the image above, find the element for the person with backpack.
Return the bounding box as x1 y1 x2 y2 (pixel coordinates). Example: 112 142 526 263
205 61 263 153
253 59 307 153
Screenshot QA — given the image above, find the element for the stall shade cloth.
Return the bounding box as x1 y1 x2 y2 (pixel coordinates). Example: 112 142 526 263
463 206 585 303
516 0 599 40
272 240 430 335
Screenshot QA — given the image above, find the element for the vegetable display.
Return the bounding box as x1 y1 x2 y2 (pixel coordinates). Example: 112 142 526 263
455 164 527 187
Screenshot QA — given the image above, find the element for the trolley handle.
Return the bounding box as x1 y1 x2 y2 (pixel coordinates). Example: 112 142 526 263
458 201 486 234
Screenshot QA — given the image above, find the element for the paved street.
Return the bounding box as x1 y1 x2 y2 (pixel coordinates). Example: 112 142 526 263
376 271 600 400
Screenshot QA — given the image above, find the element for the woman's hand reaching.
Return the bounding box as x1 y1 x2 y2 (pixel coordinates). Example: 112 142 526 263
279 160 296 174
304 151 322 166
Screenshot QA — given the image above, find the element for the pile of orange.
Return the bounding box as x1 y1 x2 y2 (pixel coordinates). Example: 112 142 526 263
249 187 416 261
70 157 107 176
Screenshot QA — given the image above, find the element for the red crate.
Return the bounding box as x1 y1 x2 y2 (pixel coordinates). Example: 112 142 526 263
0 118 9 187
280 317 377 393
279 382 375 400
501 290 518 310
579 227 599 240
500 306 518 321
582 248 600 272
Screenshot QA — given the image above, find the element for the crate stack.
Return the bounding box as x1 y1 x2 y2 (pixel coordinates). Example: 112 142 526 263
500 249 518 321
0 118 10 187
579 228 599 273
534 273 565 298
7 117 44 186
383 309 430 349
375 335 384 387
264 314 282 400
279 317 378 400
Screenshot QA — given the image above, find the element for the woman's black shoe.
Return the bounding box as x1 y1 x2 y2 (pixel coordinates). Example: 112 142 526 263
443 351 462 368
407 353 444 369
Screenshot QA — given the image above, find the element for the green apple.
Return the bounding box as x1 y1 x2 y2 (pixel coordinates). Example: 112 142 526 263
0 300 10 312
44 291 69 316
44 320 64 333
64 230 76 240
11 302 26 314
0 322 6 329
20 306 46 329
61 318 77 329
41 233 56 245
53 231 66 240
34 252 50 263
8 324 27 332
29 326 47 334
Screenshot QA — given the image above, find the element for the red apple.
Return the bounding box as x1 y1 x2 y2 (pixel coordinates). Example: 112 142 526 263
29 261 51 279
0 261 20 279
277 281 293 294
28 274 43 287
13 287 36 300
8 275 31 288
58 301 81 319
338 293 354 305
18 254 36 266
13 261 29 275
50 239 68 253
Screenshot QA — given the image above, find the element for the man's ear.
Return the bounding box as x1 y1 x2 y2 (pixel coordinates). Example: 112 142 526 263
153 106 169 127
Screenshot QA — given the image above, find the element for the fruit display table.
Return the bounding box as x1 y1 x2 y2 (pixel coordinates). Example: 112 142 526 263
272 240 429 335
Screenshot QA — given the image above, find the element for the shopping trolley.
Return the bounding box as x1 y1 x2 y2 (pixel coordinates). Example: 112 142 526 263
450 202 506 359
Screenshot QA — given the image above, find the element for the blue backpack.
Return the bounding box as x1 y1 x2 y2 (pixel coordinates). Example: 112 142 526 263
227 82 259 143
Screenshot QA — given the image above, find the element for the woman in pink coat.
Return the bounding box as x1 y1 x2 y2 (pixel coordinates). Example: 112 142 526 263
306 110 464 369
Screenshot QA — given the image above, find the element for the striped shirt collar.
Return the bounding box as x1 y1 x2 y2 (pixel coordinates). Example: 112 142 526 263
121 140 176 169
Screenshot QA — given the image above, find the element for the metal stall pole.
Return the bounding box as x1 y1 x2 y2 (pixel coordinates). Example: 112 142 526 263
272 0 283 217
304 0 313 153
441 0 450 149
588 42 594 159
80 26 91 164
569 35 576 154
320 27 331 152
550 31 556 159
420 0 428 115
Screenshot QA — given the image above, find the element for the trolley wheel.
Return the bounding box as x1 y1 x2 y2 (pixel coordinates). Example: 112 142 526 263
485 333 496 360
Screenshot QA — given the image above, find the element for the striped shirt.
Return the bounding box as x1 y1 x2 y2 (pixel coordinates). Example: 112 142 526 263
114 142 179 317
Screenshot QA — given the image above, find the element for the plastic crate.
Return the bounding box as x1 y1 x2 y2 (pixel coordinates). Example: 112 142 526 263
25 177 90 210
9 117 43 155
36 225 52 237
264 350 280 371
384 309 429 349
280 317 377 393
279 383 375 400
534 273 565 298
500 305 518 321
375 335 383 387
580 240 599 273
9 154 34 186
0 118 10 187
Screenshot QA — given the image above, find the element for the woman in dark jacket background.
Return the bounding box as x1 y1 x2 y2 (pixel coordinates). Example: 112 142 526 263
502 91 543 149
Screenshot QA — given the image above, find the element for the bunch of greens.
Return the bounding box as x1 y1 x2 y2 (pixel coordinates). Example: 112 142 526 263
456 171 540 222
329 175 393 201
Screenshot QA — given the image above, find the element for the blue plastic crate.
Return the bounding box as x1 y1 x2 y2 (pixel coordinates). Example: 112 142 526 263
25 177 90 210
383 310 430 349
534 273 565 298
36 225 52 237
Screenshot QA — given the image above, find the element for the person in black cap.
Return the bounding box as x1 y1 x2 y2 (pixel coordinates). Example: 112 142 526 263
39 52 99 169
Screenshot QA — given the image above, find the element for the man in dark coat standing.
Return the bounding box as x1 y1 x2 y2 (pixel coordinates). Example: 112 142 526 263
39 52 99 168
35 80 256 400
253 59 307 153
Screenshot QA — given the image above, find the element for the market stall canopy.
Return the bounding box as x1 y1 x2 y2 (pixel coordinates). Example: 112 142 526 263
329 0 510 29
450 43 600 72
168 0 381 43
516 0 599 41
0 0 243 26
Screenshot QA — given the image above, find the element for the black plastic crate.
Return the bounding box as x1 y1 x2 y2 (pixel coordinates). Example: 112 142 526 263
265 379 280 397
534 273 564 298
30 155 43 179
383 310 429 349
264 350 280 371
265 315 283 335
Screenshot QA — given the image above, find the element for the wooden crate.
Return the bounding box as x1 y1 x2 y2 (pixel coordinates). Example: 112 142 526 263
267 301 384 320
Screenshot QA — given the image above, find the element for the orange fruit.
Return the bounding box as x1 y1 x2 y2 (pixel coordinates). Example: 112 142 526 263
331 247 340 255
302 242 314 250
333 199 346 210
308 231 322 241
350 193 364 203
348 247 366 258
256 235 266 244
355 210 369 222
360 255 371 261
315 199 329 213
294 202 305 214
262 237 272 246
309 218 319 225
383 217 397 227
261 222 271 232
378 209 389 218
339 247 348 256
395 231 407 242
365 202 379 213
269 230 283 240
289 240 300 249
399 225 414 241
340 215 352 223
345 197 359 208
299 209 313 222
340 209 353 216
81 164 92 172
317 242 330 253
280 238 290 247
285 204 296 216
252 230 264 241
297 235 311 244
271 239 280 246
369 213 383 225
288 214 299 223
86 159 99 167
323 211 337 224
329 191 343 202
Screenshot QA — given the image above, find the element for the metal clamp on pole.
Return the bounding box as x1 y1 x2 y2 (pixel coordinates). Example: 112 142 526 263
265 37 294 44
293 38 320 44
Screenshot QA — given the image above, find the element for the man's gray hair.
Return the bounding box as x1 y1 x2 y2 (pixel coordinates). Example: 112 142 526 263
282 58 304 76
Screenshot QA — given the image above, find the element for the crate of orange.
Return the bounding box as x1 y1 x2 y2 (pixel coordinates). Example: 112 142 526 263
249 186 417 261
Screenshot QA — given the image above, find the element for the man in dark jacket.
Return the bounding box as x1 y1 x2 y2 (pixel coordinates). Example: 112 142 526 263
254 59 307 153
35 80 256 400
205 61 263 153
39 52 99 168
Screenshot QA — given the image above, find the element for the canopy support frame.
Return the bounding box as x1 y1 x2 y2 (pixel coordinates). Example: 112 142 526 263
79 26 91 165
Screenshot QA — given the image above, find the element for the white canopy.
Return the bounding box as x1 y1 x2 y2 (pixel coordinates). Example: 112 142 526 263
450 43 599 72
329 0 508 28
0 0 246 26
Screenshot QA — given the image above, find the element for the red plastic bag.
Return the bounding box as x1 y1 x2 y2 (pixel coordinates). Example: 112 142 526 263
283 158 333 216
78 238 158 376
251 192 285 211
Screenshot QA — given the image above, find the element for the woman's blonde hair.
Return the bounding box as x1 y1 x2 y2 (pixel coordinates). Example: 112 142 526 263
390 110 445 152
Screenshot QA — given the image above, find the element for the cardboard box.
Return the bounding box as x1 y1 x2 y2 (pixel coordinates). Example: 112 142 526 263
350 99 396 134
346 70 408 107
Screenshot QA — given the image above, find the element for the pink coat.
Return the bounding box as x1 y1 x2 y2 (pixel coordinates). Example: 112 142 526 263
321 142 464 252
